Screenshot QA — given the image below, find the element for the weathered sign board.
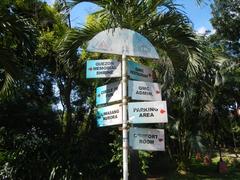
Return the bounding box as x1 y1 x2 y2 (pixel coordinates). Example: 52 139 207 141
87 28 160 59
128 61 153 82
128 80 161 101
86 59 121 78
129 127 165 151
96 82 122 105
96 103 122 127
128 101 168 124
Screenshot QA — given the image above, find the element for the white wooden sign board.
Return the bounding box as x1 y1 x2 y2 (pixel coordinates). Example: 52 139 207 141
128 80 162 101
86 59 121 78
96 82 122 105
128 61 153 82
129 127 165 151
128 101 168 124
96 103 122 127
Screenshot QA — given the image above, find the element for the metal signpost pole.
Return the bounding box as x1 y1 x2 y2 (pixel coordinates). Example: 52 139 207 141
122 53 128 180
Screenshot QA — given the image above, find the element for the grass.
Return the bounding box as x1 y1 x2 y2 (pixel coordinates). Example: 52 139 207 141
184 159 240 180
147 154 240 180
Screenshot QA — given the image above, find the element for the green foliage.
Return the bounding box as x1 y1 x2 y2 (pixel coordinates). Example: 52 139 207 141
0 126 55 179
0 2 36 97
138 150 153 175
36 31 56 57
211 0 240 57
109 130 153 175
109 131 123 170
64 0 239 176
0 0 239 179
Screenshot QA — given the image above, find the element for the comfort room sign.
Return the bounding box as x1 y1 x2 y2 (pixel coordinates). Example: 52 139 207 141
129 127 165 151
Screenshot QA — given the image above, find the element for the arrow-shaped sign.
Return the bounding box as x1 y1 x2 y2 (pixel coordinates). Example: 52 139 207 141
129 127 165 151
86 59 121 79
128 61 153 82
96 103 122 127
128 80 162 101
96 81 122 105
128 101 168 124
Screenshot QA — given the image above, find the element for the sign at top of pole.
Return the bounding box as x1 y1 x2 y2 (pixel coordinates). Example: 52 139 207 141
87 28 159 59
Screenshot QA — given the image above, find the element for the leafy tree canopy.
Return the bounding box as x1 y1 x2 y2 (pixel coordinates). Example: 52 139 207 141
211 0 240 57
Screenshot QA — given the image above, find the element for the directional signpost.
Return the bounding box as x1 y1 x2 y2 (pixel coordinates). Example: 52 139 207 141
96 82 122 105
128 80 162 101
129 127 165 151
128 101 168 124
86 28 163 180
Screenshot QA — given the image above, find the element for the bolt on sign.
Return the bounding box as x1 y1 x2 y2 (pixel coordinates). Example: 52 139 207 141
128 61 153 82
96 103 122 127
128 80 162 101
129 127 165 151
128 101 168 124
96 81 122 105
86 59 121 78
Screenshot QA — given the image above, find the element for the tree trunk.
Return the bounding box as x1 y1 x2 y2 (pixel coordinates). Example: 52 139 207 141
64 79 73 142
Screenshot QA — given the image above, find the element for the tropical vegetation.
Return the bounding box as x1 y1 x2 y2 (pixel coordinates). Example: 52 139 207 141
0 0 239 179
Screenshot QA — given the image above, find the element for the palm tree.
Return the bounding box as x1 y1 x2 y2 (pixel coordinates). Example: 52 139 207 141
0 1 36 97
61 0 205 78
58 0 209 176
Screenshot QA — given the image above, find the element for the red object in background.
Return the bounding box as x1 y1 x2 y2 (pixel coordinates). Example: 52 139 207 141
195 152 201 161
203 155 211 166
218 159 228 173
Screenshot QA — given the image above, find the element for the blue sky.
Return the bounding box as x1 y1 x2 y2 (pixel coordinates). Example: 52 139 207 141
44 0 214 34
175 0 214 33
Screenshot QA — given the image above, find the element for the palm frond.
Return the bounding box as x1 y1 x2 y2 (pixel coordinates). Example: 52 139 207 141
67 0 109 8
142 10 205 77
0 48 20 79
0 48 20 98
64 0 207 80
58 21 107 62
186 49 205 77
0 9 36 96
0 72 15 98
0 13 36 56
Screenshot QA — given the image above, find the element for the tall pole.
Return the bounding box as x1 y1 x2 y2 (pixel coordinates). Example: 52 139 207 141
122 53 128 180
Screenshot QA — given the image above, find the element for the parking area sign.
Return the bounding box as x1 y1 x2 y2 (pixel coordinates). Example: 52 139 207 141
128 101 168 124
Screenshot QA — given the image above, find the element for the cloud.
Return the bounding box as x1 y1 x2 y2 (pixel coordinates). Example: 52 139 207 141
196 27 216 36
197 26 207 35
210 29 216 35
